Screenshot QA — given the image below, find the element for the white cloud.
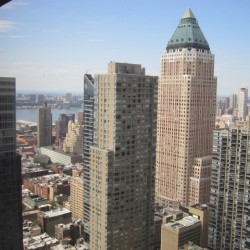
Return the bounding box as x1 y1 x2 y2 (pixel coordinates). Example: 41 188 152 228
1 1 29 10
0 20 16 32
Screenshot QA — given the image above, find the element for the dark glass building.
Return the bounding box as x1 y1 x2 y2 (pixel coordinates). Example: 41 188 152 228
0 77 22 250
83 74 94 240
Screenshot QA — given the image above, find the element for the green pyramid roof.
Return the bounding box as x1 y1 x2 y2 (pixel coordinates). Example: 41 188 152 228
167 8 210 51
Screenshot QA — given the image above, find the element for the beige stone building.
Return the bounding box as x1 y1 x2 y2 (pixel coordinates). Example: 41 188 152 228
88 62 158 249
156 8 217 207
63 121 84 154
161 204 209 250
70 176 84 220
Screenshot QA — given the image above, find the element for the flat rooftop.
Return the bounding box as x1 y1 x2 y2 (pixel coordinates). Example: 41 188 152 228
41 146 81 157
164 216 200 230
41 207 71 218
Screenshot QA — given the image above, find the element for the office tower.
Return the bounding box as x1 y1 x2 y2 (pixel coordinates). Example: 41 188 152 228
0 77 22 249
65 92 72 102
230 93 237 110
238 87 248 121
208 127 250 250
156 8 217 207
89 62 158 249
29 94 36 102
37 103 52 147
83 74 94 239
224 97 230 113
55 113 75 143
0 0 11 7
37 94 45 103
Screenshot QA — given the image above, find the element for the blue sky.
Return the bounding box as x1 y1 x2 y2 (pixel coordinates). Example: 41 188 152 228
0 0 249 95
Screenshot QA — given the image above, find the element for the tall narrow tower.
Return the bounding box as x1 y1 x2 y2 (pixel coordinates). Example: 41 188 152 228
0 77 22 250
156 8 217 207
238 87 248 121
83 73 94 241
37 102 52 147
89 62 158 250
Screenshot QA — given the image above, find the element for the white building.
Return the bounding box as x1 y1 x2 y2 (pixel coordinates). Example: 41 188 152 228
238 87 248 121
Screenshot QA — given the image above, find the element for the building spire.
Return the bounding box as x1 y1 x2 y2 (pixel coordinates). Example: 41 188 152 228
182 7 196 19
166 8 210 51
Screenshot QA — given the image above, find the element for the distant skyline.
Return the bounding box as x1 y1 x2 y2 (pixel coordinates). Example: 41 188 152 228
0 0 249 95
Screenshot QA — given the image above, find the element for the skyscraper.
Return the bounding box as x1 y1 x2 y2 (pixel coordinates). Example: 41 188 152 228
156 8 217 207
230 93 237 110
0 77 23 250
209 126 250 250
55 113 75 143
83 74 94 240
63 121 84 154
238 87 248 121
37 102 52 147
89 62 158 249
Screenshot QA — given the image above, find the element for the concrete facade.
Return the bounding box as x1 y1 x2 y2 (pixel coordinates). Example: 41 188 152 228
70 176 84 220
156 9 217 207
88 62 158 249
209 126 250 250
238 87 248 121
63 121 84 154
161 216 201 250
37 103 52 147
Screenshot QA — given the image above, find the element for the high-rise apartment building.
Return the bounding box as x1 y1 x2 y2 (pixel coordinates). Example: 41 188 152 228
89 62 158 249
37 103 52 147
209 127 250 250
230 93 237 110
156 8 217 207
238 87 248 121
0 77 23 250
83 74 94 239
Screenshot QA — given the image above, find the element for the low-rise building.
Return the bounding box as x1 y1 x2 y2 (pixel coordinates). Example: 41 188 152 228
23 233 60 250
16 133 37 146
23 220 42 239
161 216 201 250
40 146 82 165
179 241 208 250
23 174 70 201
38 207 72 236
161 205 209 250
24 194 49 209
22 209 40 222
22 164 50 180
54 220 84 245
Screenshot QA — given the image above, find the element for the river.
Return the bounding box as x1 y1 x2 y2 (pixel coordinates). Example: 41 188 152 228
16 107 83 124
